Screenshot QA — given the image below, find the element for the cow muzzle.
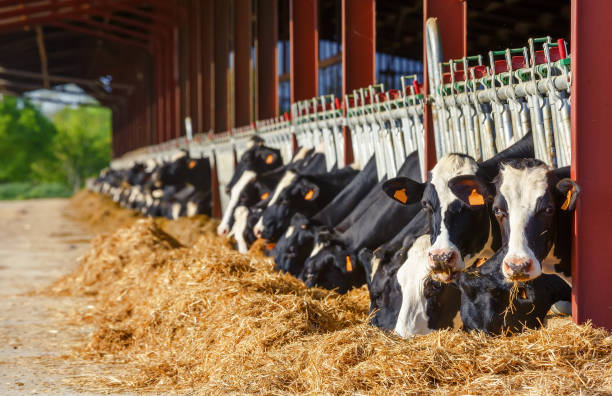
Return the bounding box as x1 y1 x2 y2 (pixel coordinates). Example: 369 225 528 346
217 224 230 236
428 249 460 283
502 256 534 281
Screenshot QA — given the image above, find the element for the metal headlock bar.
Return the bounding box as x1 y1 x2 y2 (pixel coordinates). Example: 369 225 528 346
112 27 570 182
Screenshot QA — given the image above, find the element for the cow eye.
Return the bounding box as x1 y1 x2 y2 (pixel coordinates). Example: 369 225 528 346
543 206 554 215
421 201 433 213
494 207 507 218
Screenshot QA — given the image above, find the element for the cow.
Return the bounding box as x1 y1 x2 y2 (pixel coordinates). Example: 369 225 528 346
272 157 378 275
297 152 423 292
253 164 360 242
448 159 579 286
455 247 571 334
216 137 284 236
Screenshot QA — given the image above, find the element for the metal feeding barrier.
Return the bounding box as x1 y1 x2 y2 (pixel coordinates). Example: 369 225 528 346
345 77 426 182
427 18 571 167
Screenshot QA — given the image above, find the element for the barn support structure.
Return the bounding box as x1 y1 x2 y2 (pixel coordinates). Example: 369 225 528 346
0 0 609 330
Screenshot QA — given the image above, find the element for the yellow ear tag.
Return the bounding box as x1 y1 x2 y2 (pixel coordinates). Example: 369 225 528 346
345 256 353 272
476 257 487 267
393 188 408 204
260 192 270 200
561 186 574 211
468 189 485 206
304 189 315 200
265 154 275 164
188 160 197 169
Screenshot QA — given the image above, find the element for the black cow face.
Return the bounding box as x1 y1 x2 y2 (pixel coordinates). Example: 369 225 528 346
480 160 578 282
273 214 317 276
218 139 282 236
299 243 365 294
383 154 498 283
255 172 321 241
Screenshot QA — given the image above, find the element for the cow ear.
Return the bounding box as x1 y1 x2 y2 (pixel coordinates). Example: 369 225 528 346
448 175 492 207
382 177 424 206
556 178 581 211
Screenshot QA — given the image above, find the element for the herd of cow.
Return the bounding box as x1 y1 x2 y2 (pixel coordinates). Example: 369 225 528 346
91 133 579 336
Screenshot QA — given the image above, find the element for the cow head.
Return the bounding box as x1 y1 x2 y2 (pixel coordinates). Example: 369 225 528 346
254 172 322 241
383 154 498 283
217 139 282 236
453 159 580 282
272 213 317 276
299 241 365 294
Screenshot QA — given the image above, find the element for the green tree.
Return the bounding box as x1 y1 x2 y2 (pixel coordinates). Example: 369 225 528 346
50 106 111 191
0 97 58 182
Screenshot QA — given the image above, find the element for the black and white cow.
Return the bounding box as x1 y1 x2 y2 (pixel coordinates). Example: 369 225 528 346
298 152 424 293
253 164 360 242
449 159 579 285
217 137 284 236
272 157 379 275
455 246 571 334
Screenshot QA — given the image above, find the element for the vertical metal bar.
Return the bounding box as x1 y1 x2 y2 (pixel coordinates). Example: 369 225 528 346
342 0 375 166
214 0 230 132
423 0 466 171
235 0 253 126
173 26 181 137
211 150 223 218
194 0 203 134
290 0 318 102
257 0 278 119
571 0 612 331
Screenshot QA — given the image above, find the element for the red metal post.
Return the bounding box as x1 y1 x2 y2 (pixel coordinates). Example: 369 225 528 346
172 26 181 137
570 0 612 330
341 0 375 165
193 0 203 134
422 0 466 171
289 0 318 102
202 0 214 132
214 0 230 132
257 0 279 119
235 0 253 126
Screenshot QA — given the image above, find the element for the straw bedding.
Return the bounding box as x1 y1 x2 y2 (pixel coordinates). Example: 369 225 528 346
52 192 612 394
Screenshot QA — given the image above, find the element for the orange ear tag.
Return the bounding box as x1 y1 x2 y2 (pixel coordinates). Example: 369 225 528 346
520 288 527 299
266 243 276 250
260 192 270 200
265 154 275 164
393 188 408 204
345 256 353 272
304 189 315 200
188 160 197 169
561 187 574 211
476 257 487 267
468 189 485 206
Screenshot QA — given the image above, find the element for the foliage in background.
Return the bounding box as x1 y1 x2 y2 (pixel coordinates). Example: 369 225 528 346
0 96 111 200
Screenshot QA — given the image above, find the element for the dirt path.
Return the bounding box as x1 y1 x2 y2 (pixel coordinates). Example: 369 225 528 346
0 199 126 395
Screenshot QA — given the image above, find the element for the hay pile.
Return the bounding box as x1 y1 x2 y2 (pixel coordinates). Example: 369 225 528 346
66 190 141 232
54 193 612 394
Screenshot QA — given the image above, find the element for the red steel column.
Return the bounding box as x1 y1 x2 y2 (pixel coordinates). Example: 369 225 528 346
342 0 375 165
422 0 466 171
194 0 203 134
173 26 181 137
214 0 230 132
235 0 253 126
202 0 214 132
570 0 612 330
290 0 318 102
257 0 278 119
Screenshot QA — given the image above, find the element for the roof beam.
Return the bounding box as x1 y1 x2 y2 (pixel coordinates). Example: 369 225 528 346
34 26 50 89
0 66 133 92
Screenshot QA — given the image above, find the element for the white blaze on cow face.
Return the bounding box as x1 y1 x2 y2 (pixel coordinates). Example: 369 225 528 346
394 235 433 337
229 206 250 253
170 150 187 162
427 155 479 280
285 225 295 238
309 242 326 258
170 202 181 220
186 201 198 217
217 170 256 236
253 171 297 237
499 164 549 281
291 147 310 163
